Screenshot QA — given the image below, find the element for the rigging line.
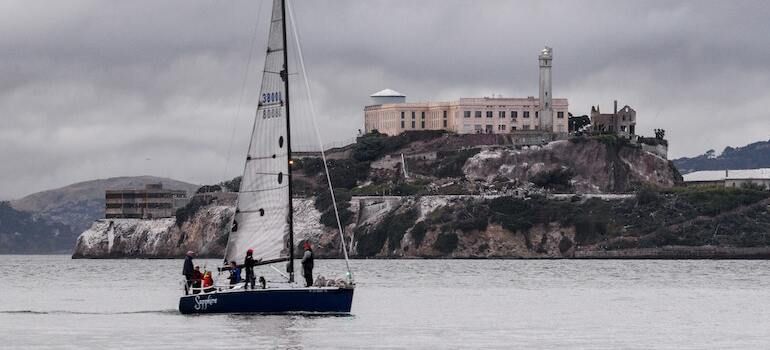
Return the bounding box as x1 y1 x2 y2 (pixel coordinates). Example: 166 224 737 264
286 0 353 282
222 0 264 185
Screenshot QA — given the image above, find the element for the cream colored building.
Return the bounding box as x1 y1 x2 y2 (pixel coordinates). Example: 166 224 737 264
365 46 568 135
365 94 568 135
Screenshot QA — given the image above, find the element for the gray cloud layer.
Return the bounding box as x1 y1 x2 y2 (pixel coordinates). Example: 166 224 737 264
2 0 769 199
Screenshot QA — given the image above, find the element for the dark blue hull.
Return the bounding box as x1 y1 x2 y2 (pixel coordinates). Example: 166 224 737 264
178 287 354 315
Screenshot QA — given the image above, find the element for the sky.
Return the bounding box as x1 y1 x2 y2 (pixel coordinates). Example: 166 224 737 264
2 0 770 199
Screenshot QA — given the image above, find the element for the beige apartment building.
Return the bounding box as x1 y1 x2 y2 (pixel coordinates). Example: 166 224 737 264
364 47 568 135
364 94 568 135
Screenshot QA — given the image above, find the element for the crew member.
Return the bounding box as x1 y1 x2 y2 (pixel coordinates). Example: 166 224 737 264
229 261 242 287
301 241 314 287
202 271 215 293
192 266 203 294
244 249 256 289
182 251 195 295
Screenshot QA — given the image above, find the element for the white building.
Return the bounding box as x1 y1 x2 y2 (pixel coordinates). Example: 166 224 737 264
683 168 770 189
364 46 568 135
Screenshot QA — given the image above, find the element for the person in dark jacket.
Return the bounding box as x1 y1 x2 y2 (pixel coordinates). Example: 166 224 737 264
301 241 314 287
228 261 242 287
243 249 256 289
182 251 195 295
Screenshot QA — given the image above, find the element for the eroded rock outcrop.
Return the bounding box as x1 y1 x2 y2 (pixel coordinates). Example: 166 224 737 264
462 139 679 193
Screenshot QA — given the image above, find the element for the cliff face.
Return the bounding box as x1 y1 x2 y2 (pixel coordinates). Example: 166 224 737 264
72 188 770 259
72 205 233 258
463 139 678 193
72 199 328 259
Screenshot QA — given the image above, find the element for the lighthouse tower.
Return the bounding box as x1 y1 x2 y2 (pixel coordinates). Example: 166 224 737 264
538 46 553 132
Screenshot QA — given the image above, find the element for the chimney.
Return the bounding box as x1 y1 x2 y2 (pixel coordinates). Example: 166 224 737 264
614 100 618 115
725 169 729 178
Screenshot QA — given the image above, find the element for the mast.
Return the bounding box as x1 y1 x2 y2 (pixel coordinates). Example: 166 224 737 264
280 0 295 283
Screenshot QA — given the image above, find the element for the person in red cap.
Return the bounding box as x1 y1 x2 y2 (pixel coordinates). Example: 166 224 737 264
243 248 256 289
301 241 314 287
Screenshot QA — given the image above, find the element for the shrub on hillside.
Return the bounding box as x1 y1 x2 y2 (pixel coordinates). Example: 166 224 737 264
356 206 419 256
529 168 574 192
196 185 222 194
675 187 770 216
327 159 369 189
315 188 354 228
411 221 428 247
434 148 481 178
433 232 459 254
221 176 241 192
175 196 214 227
353 130 446 162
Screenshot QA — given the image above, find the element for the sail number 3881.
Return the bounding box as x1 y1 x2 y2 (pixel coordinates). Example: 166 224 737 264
262 91 282 104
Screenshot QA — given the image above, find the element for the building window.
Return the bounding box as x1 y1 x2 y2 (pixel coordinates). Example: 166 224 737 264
499 111 505 118
443 119 447 127
464 111 471 118
475 111 482 118
535 111 539 118
443 110 447 119
401 120 405 128
523 111 530 118
411 112 415 119
474 125 482 133
486 111 493 118
485 125 493 133
511 111 517 119
498 125 506 131
411 120 415 128
401 112 405 119
557 111 564 119
421 112 425 119
421 121 425 128
511 126 517 131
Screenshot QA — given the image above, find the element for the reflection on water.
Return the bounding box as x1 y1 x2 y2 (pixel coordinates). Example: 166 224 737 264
1 256 770 349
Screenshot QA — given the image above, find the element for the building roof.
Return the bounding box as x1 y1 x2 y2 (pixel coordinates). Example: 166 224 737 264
370 88 405 97
683 168 770 182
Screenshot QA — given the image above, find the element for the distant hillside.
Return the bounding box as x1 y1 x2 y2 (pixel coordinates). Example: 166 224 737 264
0 202 77 254
673 138 770 174
10 176 200 234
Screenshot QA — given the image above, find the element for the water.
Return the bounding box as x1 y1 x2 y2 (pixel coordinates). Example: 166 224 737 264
1 256 769 349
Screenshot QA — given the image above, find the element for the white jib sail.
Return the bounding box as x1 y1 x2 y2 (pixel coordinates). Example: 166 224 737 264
225 0 290 264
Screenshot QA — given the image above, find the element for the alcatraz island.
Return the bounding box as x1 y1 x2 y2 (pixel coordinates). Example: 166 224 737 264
70 47 770 259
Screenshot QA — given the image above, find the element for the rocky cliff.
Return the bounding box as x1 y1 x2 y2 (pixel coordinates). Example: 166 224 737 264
73 204 233 258
73 185 770 259
462 138 678 193
72 198 328 258
70 133 768 259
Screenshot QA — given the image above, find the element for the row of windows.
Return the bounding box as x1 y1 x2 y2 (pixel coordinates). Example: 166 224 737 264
400 111 450 119
473 125 538 133
473 124 532 131
462 111 565 119
400 120 449 129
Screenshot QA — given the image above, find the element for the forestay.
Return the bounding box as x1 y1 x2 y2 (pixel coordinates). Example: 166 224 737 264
225 0 291 264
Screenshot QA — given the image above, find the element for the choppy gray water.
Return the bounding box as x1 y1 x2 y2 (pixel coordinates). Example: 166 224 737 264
1 256 769 349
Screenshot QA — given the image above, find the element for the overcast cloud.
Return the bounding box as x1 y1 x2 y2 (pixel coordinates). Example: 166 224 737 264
2 0 770 199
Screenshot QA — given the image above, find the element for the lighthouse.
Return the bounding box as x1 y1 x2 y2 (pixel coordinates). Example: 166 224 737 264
538 46 553 132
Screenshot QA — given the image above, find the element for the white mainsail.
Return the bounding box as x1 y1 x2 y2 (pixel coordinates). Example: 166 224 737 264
225 0 292 265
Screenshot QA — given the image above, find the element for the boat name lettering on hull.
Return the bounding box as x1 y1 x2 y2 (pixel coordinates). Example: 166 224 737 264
193 295 218 310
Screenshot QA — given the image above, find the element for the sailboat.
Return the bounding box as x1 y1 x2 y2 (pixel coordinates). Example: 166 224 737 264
179 0 354 314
